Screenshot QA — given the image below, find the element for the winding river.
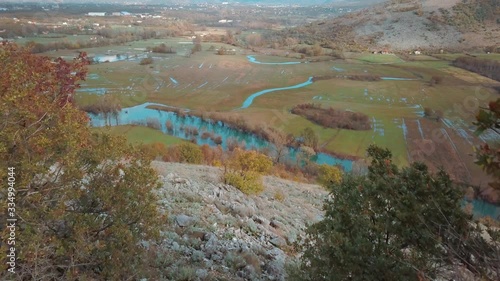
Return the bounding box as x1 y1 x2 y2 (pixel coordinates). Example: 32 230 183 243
240 77 314 109
82 53 498 219
88 102 354 171
247 55 302 65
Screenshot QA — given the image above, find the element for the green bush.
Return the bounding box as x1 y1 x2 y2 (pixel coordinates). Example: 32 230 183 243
224 170 263 195
223 148 273 195
177 142 203 164
317 164 342 188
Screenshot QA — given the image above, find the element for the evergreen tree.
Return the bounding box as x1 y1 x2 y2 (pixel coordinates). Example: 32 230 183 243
296 145 498 280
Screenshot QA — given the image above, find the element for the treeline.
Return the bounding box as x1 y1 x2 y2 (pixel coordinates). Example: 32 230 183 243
79 95 121 125
147 43 176 54
141 139 343 186
312 74 381 82
27 29 167 54
145 105 351 164
147 105 295 148
453 56 500 82
291 103 371 131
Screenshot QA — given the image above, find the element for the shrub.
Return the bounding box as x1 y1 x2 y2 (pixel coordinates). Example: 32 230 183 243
177 142 203 164
212 135 223 145
317 164 343 187
140 142 168 160
200 144 223 165
165 120 173 132
348 74 381 81
146 118 161 130
225 170 263 195
292 103 371 131
164 145 181 162
201 131 212 139
149 43 176 54
228 149 273 174
429 75 443 86
274 190 286 202
140 57 153 65
223 148 273 195
423 107 443 121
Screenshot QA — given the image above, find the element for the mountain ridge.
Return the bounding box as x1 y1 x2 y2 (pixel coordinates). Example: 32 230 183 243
282 0 500 51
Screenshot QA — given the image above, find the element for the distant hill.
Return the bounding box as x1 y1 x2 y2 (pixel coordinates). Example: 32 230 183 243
143 0 386 6
280 0 500 51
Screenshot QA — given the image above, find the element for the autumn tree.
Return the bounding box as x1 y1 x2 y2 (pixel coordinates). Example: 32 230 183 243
223 148 273 195
80 94 122 125
0 44 162 280
265 127 293 164
300 127 319 151
294 145 499 280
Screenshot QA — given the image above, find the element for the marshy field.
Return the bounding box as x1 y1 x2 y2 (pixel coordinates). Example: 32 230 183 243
30 34 499 188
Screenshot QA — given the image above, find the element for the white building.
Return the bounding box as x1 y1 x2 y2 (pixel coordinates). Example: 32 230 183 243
88 12 106 17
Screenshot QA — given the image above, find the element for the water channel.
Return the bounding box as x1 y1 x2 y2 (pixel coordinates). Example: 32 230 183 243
88 102 354 171
83 53 498 219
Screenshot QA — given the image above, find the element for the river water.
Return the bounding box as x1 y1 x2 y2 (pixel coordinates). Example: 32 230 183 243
83 54 498 219
240 77 314 109
88 102 353 171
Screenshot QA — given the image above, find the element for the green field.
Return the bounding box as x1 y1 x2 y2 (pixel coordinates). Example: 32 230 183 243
433 53 500 61
62 40 500 183
352 53 406 64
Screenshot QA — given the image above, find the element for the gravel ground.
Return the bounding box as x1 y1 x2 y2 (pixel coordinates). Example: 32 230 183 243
150 161 328 281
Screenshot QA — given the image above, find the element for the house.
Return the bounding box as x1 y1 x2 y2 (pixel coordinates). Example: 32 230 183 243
88 12 106 17
414 50 421 55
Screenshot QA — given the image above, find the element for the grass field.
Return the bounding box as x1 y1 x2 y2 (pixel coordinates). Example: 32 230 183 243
62 41 500 184
352 53 406 64
433 53 500 61
13 34 97 45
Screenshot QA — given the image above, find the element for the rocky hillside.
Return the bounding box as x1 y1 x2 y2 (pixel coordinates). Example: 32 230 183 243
285 0 500 51
151 161 328 280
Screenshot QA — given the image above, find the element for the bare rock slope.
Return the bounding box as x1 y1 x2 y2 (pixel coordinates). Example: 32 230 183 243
296 0 499 51
151 161 328 280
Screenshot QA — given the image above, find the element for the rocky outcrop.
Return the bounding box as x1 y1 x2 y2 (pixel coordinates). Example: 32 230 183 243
151 161 328 280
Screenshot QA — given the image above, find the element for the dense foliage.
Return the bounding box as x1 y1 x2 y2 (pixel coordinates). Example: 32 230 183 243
223 148 273 195
291 103 371 131
0 44 162 279
316 164 342 187
445 0 500 29
295 145 499 280
453 56 500 82
475 98 500 191
177 142 204 164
